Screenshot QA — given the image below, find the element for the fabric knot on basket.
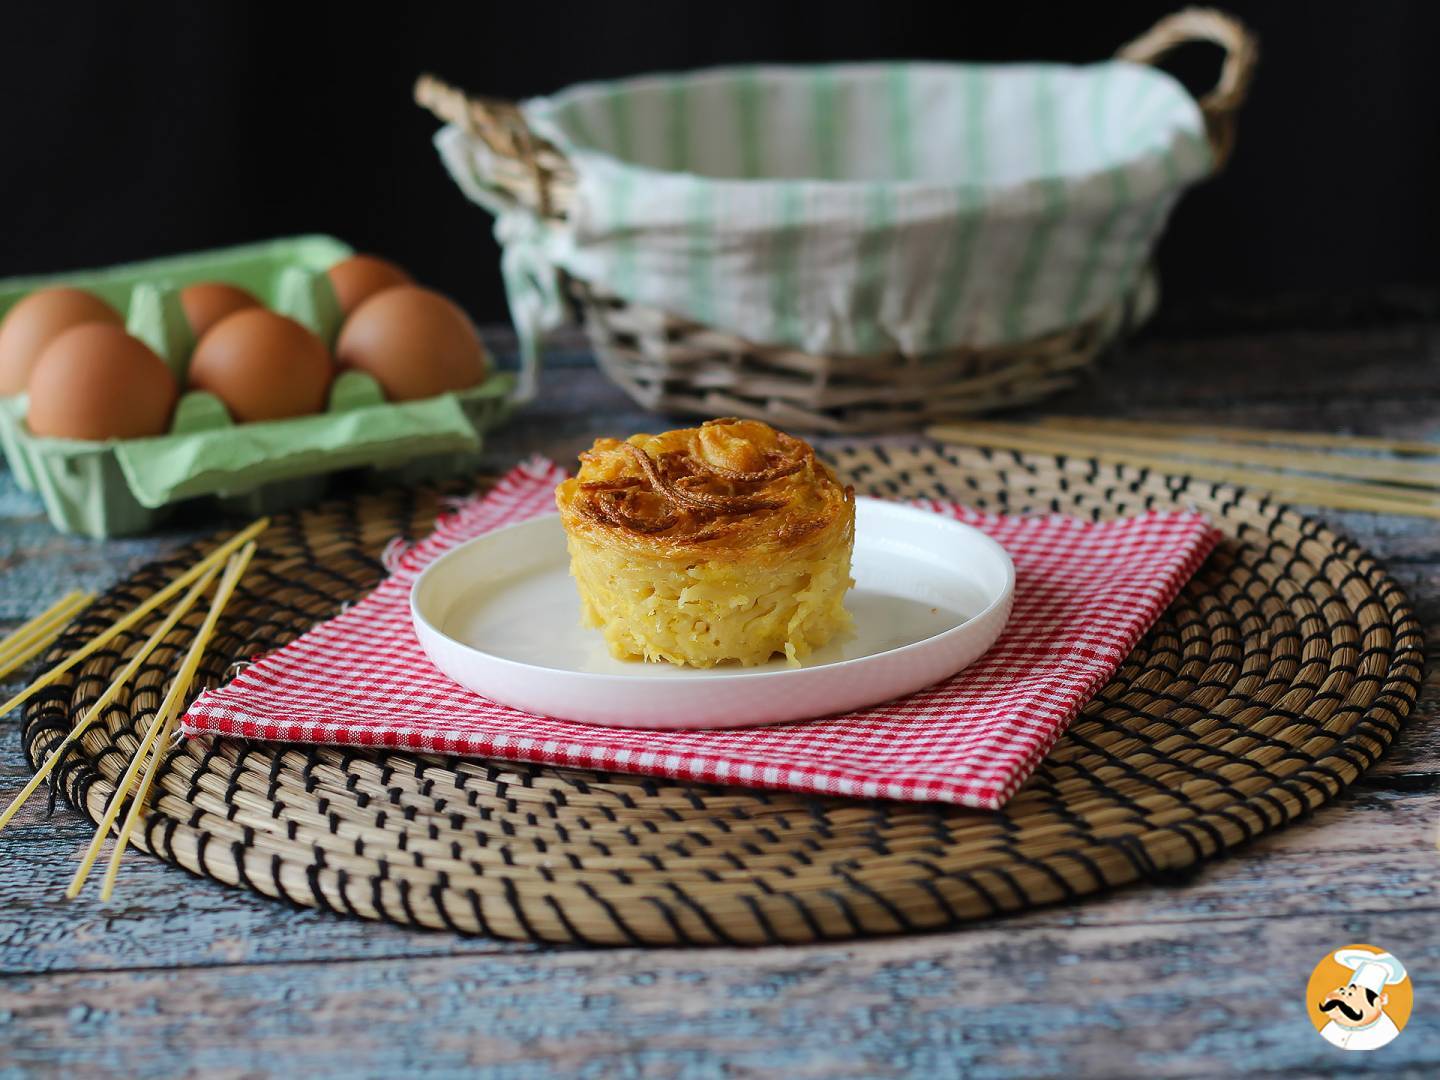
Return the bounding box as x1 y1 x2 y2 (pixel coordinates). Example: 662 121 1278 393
416 7 1256 432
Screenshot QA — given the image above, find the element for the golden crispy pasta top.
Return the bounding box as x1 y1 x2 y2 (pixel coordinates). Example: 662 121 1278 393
555 418 854 557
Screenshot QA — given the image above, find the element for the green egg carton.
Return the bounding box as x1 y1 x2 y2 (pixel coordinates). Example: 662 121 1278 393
0 235 519 537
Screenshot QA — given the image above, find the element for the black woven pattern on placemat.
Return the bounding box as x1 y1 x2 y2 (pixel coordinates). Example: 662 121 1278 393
18 445 1424 945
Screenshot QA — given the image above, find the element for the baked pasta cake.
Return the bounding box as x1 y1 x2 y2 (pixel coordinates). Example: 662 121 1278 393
555 418 856 668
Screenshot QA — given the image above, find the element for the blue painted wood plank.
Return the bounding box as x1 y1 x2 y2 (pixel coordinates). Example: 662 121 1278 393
2 912 1438 1078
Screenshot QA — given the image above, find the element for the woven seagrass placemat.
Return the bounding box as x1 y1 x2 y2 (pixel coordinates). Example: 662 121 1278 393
19 443 1424 945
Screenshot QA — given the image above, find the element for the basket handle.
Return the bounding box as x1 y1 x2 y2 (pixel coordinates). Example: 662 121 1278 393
1116 7 1258 169
414 74 574 220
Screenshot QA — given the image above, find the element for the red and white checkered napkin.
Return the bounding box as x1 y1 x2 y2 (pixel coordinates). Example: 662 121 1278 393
183 459 1220 810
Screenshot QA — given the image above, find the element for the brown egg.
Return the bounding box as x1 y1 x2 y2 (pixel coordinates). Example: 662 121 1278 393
0 287 124 394
327 254 412 315
180 282 261 338
336 286 488 401
188 309 333 423
26 325 178 440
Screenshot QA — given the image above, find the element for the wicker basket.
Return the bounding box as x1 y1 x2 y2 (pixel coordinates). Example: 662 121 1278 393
417 8 1256 434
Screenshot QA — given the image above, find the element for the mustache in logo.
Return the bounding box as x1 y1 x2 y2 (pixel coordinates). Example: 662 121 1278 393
1320 998 1364 1022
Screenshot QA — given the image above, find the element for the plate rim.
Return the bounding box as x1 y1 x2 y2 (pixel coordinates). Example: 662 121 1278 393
409 496 1015 685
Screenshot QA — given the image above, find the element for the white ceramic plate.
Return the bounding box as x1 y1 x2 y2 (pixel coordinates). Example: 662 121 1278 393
410 498 1014 730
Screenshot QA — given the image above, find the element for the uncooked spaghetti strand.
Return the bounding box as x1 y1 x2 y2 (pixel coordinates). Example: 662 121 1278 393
80 543 256 901
0 562 222 835
0 518 268 719
0 591 93 680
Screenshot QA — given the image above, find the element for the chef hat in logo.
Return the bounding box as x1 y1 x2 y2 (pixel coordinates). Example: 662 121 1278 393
1334 949 1407 994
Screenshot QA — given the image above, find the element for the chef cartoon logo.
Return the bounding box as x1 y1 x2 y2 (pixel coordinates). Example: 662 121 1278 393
1306 944 1412 1051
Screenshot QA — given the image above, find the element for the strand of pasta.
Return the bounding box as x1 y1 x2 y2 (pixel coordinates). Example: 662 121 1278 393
927 425 1440 519
1034 416 1440 457
1020 421 1440 488
0 518 268 720
0 591 93 680
71 542 256 900
0 563 222 834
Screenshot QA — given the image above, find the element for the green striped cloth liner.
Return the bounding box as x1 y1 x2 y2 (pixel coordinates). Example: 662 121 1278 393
434 61 1211 368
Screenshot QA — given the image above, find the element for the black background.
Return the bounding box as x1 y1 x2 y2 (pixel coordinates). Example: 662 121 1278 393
4 1 1437 326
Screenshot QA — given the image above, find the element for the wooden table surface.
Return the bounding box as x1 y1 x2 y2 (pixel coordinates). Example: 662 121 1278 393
2 307 1438 1078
